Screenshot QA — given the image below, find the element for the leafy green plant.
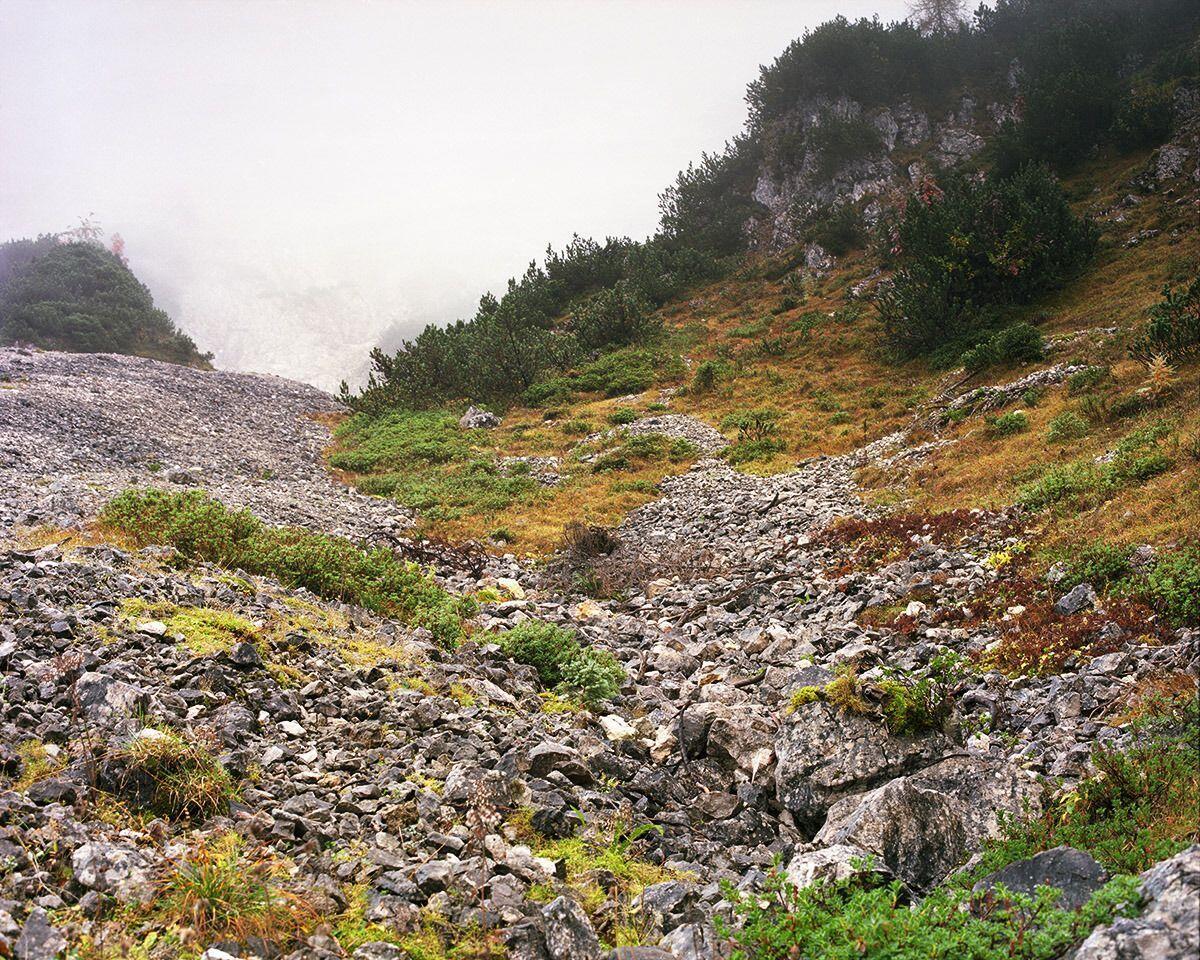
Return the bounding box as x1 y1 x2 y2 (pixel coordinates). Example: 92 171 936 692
722 866 1140 960
1022 419 1177 512
496 621 623 705
960 323 1045 372
1046 410 1090 443
101 489 474 646
988 410 1029 437
1068 366 1110 394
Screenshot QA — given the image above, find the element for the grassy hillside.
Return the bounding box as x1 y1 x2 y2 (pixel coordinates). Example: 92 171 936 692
331 144 1197 559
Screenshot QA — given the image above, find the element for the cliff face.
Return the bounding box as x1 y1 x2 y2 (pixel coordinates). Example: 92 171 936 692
744 85 1016 251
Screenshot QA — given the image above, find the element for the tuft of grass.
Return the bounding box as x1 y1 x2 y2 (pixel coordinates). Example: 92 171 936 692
158 833 316 945
100 489 474 647
108 729 235 820
12 739 65 790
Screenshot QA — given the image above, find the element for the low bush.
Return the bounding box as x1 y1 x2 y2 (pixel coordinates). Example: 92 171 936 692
805 203 866 256
496 621 623 705
1129 279 1200 366
1068 366 1110 395
960 322 1045 372
1046 410 1090 443
569 282 659 351
690 360 722 393
525 346 684 404
988 410 1029 437
1020 420 1176 512
607 407 638 425
809 110 883 179
723 863 1139 960
329 410 472 473
101 489 474 646
725 437 787 465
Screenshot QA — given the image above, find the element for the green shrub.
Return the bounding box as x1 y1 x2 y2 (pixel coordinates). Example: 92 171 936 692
1139 545 1200 625
1020 420 1176 512
876 167 1097 359
1047 411 1090 443
724 866 1140 960
101 489 474 646
1129 279 1200 366
495 621 623 705
805 203 866 256
960 323 1046 372
1110 81 1176 151
607 407 638 425
1053 541 1133 591
725 437 787 464
329 410 472 473
570 283 659 350
690 360 722 393
989 411 1029 437
809 111 883 179
1068 366 1110 394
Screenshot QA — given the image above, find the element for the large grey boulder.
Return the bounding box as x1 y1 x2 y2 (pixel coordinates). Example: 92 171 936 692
14 910 65 960
543 896 602 960
974 846 1108 911
460 405 500 429
1071 845 1200 960
815 756 1041 891
74 671 147 728
785 843 894 891
659 922 726 960
774 702 948 833
71 840 157 904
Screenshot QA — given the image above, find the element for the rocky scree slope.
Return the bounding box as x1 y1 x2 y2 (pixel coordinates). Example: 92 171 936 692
0 349 1196 960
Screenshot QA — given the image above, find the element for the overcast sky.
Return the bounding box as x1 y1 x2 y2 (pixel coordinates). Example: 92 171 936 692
1 0 909 389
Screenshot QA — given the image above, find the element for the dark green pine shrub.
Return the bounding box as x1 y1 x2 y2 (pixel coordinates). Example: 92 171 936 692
101 489 474 646
495 621 623 705
960 322 1045 372
1129 279 1200 366
0 240 209 365
875 166 1098 359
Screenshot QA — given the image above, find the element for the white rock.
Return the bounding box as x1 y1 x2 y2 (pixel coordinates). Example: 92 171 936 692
599 715 637 741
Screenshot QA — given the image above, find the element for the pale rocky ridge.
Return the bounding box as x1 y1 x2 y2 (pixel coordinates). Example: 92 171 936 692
0 344 1196 959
